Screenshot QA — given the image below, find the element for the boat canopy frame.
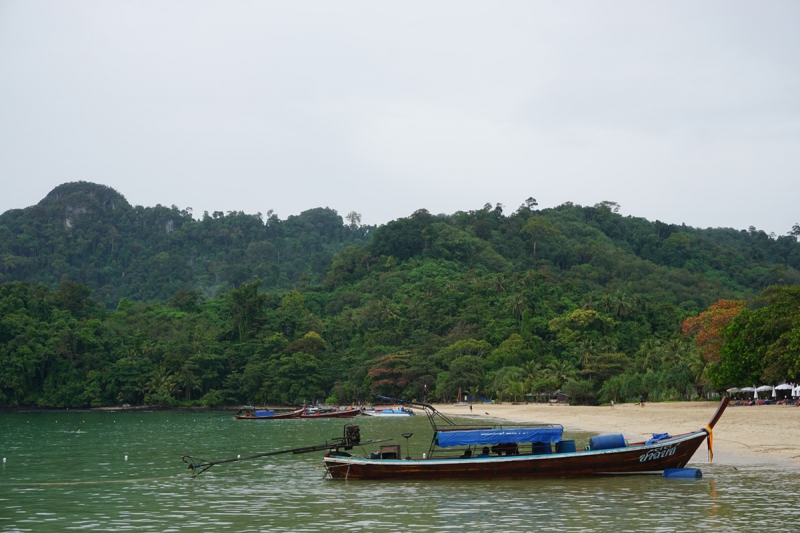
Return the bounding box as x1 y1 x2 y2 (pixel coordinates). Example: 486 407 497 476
371 395 563 458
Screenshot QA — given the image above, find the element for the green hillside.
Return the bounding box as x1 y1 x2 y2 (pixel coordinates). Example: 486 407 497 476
0 182 373 307
1 185 799 408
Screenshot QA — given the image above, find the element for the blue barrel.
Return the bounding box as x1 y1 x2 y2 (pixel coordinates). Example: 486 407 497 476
663 468 702 479
588 434 626 451
556 440 576 453
531 442 552 454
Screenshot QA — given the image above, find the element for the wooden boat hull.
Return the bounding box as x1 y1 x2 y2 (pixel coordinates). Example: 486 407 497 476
235 407 304 420
324 430 708 480
301 409 360 419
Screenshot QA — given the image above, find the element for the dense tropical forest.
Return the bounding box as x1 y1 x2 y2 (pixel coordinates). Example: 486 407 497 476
1 182 799 408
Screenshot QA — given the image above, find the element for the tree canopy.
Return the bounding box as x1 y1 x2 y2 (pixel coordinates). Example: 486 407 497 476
1 184 799 407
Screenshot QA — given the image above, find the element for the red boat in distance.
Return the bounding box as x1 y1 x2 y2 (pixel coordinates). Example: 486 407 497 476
235 406 304 420
301 406 360 419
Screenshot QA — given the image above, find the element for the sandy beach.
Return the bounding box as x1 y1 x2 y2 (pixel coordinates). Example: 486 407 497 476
432 401 800 468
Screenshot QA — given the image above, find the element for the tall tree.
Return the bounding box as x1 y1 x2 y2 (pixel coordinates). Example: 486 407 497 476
521 216 559 256
682 299 745 365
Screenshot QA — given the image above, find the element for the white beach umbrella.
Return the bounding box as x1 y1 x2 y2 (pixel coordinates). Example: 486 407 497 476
727 387 741 393
774 384 793 390
754 389 758 399
772 387 776 398
756 385 773 392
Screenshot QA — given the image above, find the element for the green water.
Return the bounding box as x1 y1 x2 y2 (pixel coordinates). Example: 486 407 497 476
1 411 798 532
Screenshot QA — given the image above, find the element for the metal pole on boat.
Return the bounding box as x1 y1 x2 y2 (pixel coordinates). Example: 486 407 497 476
401 433 413 460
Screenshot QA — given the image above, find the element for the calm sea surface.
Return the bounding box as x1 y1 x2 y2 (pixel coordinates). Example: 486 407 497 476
1 411 798 532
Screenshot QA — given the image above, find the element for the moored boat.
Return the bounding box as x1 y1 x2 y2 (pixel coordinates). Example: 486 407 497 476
300 406 360 419
361 406 415 417
235 406 304 420
322 397 729 480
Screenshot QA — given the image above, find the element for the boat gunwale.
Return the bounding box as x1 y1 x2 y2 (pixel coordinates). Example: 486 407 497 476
323 429 706 467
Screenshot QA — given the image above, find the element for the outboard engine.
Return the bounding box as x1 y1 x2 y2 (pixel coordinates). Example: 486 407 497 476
345 425 361 447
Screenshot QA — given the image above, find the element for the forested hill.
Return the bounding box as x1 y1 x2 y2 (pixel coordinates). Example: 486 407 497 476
2 183 799 310
2 184 800 408
0 182 373 307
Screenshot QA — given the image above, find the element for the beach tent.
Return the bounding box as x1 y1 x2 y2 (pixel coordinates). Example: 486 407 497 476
740 386 755 399
773 383 793 400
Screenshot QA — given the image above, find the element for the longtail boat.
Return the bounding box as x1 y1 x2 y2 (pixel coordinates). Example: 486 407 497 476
322 396 729 480
300 406 360 419
360 407 415 417
235 406 304 420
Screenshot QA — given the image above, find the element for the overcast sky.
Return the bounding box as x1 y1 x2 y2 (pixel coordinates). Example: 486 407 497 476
1 1 798 234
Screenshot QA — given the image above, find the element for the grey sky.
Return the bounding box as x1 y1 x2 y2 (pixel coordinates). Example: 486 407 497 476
1 1 798 234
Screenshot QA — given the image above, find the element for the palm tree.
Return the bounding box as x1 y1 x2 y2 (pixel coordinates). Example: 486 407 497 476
504 380 526 403
659 338 688 367
544 361 577 389
146 365 178 402
521 361 541 382
468 385 481 402
599 294 614 314
685 349 708 386
596 337 617 354
631 294 648 313
575 339 596 368
175 361 198 402
581 294 597 310
510 294 526 326
491 274 506 294
612 291 631 319
635 338 662 373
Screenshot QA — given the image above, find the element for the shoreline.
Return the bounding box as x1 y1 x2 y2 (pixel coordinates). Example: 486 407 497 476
431 401 800 469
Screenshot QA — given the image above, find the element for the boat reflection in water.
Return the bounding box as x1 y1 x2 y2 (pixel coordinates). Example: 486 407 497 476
323 396 729 480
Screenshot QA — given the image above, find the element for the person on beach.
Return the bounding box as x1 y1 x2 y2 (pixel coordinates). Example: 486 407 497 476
469 403 473 412
639 395 645 407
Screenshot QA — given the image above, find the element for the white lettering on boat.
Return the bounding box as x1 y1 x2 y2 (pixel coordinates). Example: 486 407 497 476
638 444 678 463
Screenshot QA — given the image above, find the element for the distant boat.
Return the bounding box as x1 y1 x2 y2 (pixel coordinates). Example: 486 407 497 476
235 406 304 420
301 406 360 419
361 407 415 417
322 396 729 480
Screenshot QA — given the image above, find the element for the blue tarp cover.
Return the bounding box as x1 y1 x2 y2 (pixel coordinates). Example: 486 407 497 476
436 427 563 447
645 433 671 445
255 410 275 417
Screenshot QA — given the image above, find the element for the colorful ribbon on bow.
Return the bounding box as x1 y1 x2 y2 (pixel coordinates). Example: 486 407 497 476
703 424 713 462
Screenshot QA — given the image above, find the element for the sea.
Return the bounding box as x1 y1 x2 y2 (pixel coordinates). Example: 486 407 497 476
1 411 798 532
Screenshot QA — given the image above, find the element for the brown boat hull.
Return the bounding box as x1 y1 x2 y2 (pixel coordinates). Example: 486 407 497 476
235 407 304 420
324 430 707 480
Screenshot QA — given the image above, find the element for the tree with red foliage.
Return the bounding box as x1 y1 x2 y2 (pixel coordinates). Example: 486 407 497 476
682 300 745 364
368 352 412 397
